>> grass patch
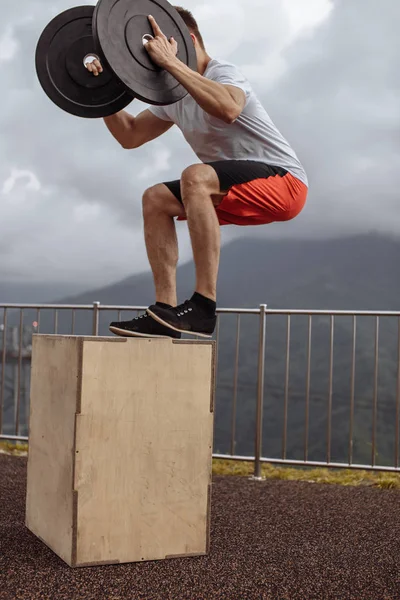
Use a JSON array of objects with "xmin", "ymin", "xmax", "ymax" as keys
[
  {"xmin": 2, "ymin": 444, "xmax": 399, "ymax": 490},
  {"xmin": 213, "ymin": 459, "xmax": 400, "ymax": 490},
  {"xmin": 0, "ymin": 441, "xmax": 28, "ymax": 456}
]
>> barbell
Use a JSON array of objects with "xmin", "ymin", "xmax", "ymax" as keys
[{"xmin": 35, "ymin": 0, "xmax": 198, "ymax": 118}]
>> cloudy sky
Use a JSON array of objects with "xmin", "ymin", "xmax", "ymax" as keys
[{"xmin": 1, "ymin": 0, "xmax": 399, "ymax": 286}]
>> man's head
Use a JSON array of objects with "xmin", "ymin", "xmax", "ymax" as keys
[{"xmin": 174, "ymin": 7, "xmax": 207, "ymax": 55}]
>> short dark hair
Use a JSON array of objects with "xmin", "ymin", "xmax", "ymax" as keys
[{"xmin": 174, "ymin": 6, "xmax": 205, "ymax": 49}]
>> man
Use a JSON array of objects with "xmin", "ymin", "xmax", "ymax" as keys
[{"xmin": 88, "ymin": 8, "xmax": 308, "ymax": 339}]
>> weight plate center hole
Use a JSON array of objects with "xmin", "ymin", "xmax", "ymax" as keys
[
  {"xmin": 142, "ymin": 34, "xmax": 154, "ymax": 46},
  {"xmin": 83, "ymin": 53, "xmax": 101, "ymax": 68}
]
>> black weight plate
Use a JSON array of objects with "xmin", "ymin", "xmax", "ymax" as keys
[
  {"xmin": 35, "ymin": 6, "xmax": 134, "ymax": 118},
  {"xmin": 93, "ymin": 0, "xmax": 198, "ymax": 106}
]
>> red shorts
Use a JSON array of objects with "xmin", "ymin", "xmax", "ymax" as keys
[{"xmin": 163, "ymin": 160, "xmax": 308, "ymax": 226}]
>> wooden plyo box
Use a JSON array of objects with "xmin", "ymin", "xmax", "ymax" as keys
[{"xmin": 26, "ymin": 335, "xmax": 215, "ymax": 567}]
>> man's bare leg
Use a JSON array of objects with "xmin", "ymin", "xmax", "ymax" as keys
[
  {"xmin": 142, "ymin": 184, "xmax": 186, "ymax": 306},
  {"xmin": 145, "ymin": 165, "xmax": 221, "ymax": 337},
  {"xmin": 180, "ymin": 164, "xmax": 222, "ymax": 301}
]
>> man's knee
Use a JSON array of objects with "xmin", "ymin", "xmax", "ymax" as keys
[
  {"xmin": 142, "ymin": 184, "xmax": 166, "ymax": 217},
  {"xmin": 181, "ymin": 164, "xmax": 217, "ymax": 191}
]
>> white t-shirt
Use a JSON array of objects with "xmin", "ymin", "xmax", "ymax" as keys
[{"xmin": 149, "ymin": 58, "xmax": 308, "ymax": 186}]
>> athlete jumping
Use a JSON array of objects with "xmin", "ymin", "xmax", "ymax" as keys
[{"xmin": 86, "ymin": 7, "xmax": 308, "ymax": 339}]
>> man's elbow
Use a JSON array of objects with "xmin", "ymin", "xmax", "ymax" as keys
[
  {"xmin": 121, "ymin": 138, "xmax": 140, "ymax": 150},
  {"xmin": 221, "ymin": 105, "xmax": 242, "ymax": 125}
]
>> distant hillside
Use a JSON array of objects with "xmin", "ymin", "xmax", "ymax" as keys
[
  {"xmin": 0, "ymin": 281, "xmax": 88, "ymax": 304},
  {"xmin": 2, "ymin": 233, "xmax": 400, "ymax": 467},
  {"xmin": 51, "ymin": 232, "xmax": 400, "ymax": 311}
]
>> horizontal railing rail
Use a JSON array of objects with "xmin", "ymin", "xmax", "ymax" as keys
[{"xmin": 1, "ymin": 302, "xmax": 400, "ymax": 477}]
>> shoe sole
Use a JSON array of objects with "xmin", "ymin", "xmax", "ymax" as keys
[
  {"xmin": 146, "ymin": 309, "xmax": 213, "ymax": 339},
  {"xmin": 109, "ymin": 326, "xmax": 176, "ymax": 339}
]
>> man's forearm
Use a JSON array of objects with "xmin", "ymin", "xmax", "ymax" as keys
[
  {"xmin": 165, "ymin": 58, "xmax": 240, "ymax": 124},
  {"xmin": 103, "ymin": 111, "xmax": 136, "ymax": 149}
]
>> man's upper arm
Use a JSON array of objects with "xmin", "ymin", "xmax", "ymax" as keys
[
  {"xmin": 131, "ymin": 109, "xmax": 174, "ymax": 148},
  {"xmin": 209, "ymin": 63, "xmax": 251, "ymax": 117}
]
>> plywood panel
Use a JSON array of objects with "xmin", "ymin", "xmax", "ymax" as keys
[
  {"xmin": 25, "ymin": 335, "xmax": 81, "ymax": 566},
  {"xmin": 74, "ymin": 338, "xmax": 214, "ymax": 565}
]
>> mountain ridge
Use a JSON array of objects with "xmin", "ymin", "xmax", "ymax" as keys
[{"xmin": 48, "ymin": 232, "xmax": 400, "ymax": 311}]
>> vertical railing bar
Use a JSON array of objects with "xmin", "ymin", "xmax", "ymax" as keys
[
  {"xmin": 254, "ymin": 304, "xmax": 267, "ymax": 479},
  {"xmin": 214, "ymin": 315, "xmax": 220, "ymax": 380},
  {"xmin": 0, "ymin": 308, "xmax": 7, "ymax": 434},
  {"xmin": 395, "ymin": 317, "xmax": 400, "ymax": 469},
  {"xmin": 15, "ymin": 310, "xmax": 23, "ymax": 436},
  {"xmin": 304, "ymin": 315, "xmax": 312, "ymax": 463},
  {"xmin": 23, "ymin": 359, "xmax": 29, "ymax": 438},
  {"xmin": 348, "ymin": 316, "xmax": 357, "ymax": 465},
  {"xmin": 282, "ymin": 315, "xmax": 291, "ymax": 461},
  {"xmin": 372, "ymin": 316, "xmax": 379, "ymax": 467},
  {"xmin": 54, "ymin": 309, "xmax": 59, "ymax": 335},
  {"xmin": 71, "ymin": 309, "xmax": 76, "ymax": 335},
  {"xmin": 327, "ymin": 315, "xmax": 334, "ymax": 464},
  {"xmin": 230, "ymin": 315, "xmax": 241, "ymax": 456},
  {"xmin": 37, "ymin": 309, "xmax": 41, "ymax": 333},
  {"xmin": 118, "ymin": 310, "xmax": 122, "ymax": 321},
  {"xmin": 92, "ymin": 302, "xmax": 100, "ymax": 336}
]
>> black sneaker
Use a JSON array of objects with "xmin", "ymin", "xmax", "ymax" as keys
[
  {"xmin": 109, "ymin": 312, "xmax": 181, "ymax": 339},
  {"xmin": 147, "ymin": 300, "xmax": 216, "ymax": 338}
]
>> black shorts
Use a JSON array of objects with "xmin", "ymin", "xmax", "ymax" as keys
[
  {"xmin": 163, "ymin": 160, "xmax": 287, "ymax": 203},
  {"xmin": 162, "ymin": 160, "xmax": 307, "ymax": 226}
]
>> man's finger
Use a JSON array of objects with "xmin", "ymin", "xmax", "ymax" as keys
[
  {"xmin": 148, "ymin": 15, "xmax": 165, "ymax": 37},
  {"xmin": 93, "ymin": 59, "xmax": 103, "ymax": 72}
]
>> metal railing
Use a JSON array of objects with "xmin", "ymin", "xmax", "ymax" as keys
[{"xmin": 1, "ymin": 302, "xmax": 400, "ymax": 475}]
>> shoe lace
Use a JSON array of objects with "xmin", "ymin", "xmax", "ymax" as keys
[
  {"xmin": 134, "ymin": 313, "xmax": 148, "ymax": 321},
  {"xmin": 173, "ymin": 300, "xmax": 193, "ymax": 317}
]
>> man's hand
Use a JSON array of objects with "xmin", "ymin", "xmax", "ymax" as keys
[
  {"xmin": 85, "ymin": 57, "xmax": 103, "ymax": 77},
  {"xmin": 144, "ymin": 15, "xmax": 178, "ymax": 69}
]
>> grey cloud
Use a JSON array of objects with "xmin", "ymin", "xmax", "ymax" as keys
[
  {"xmin": 0, "ymin": 0, "xmax": 172, "ymax": 284},
  {"xmin": 259, "ymin": 0, "xmax": 400, "ymax": 237}
]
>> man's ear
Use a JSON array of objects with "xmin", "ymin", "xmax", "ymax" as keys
[{"xmin": 190, "ymin": 32, "xmax": 196, "ymax": 45}]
